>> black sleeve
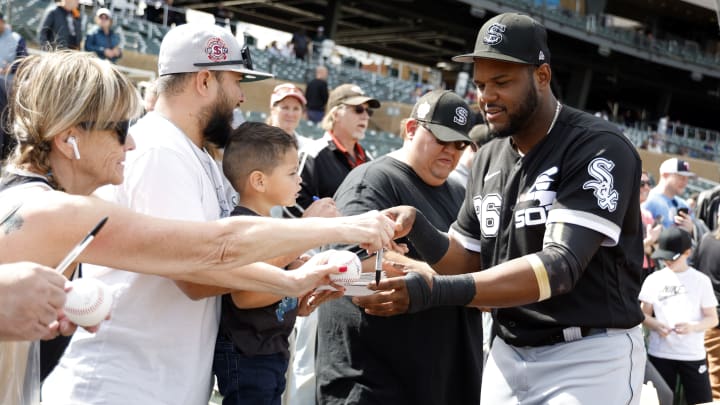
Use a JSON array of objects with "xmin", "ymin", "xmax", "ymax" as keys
[
  {"xmin": 320, "ymin": 84, "xmax": 329, "ymax": 105},
  {"xmin": 38, "ymin": 9, "xmax": 55, "ymax": 47}
]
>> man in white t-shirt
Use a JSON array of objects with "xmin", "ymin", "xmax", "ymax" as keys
[
  {"xmin": 43, "ymin": 24, "xmax": 275, "ymax": 404},
  {"xmin": 640, "ymin": 227, "xmax": 718, "ymax": 405}
]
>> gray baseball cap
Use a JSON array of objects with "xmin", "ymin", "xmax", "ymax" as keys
[
  {"xmin": 453, "ymin": 13, "xmax": 550, "ymax": 65},
  {"xmin": 158, "ymin": 23, "xmax": 273, "ymax": 82},
  {"xmin": 411, "ymin": 90, "xmax": 474, "ymax": 149}
]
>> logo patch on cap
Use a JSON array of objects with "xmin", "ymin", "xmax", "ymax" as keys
[
  {"xmin": 483, "ymin": 23, "xmax": 506, "ymax": 45},
  {"xmin": 453, "ymin": 107, "xmax": 468, "ymax": 125},
  {"xmin": 204, "ymin": 37, "xmax": 229, "ymax": 62},
  {"xmin": 416, "ymin": 102, "xmax": 431, "ymax": 119},
  {"xmin": 538, "ymin": 51, "xmax": 545, "ymax": 61}
]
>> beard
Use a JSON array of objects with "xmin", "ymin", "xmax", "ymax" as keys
[
  {"xmin": 487, "ymin": 78, "xmax": 539, "ymax": 139},
  {"xmin": 202, "ymin": 91, "xmax": 234, "ymax": 148}
]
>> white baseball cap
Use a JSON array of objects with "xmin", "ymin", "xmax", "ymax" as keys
[
  {"xmin": 158, "ymin": 23, "xmax": 273, "ymax": 82},
  {"xmin": 659, "ymin": 158, "xmax": 695, "ymax": 177}
]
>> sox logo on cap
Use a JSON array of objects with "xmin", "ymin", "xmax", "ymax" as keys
[{"xmin": 204, "ymin": 37, "xmax": 229, "ymax": 62}]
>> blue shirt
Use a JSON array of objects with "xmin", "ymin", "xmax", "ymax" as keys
[
  {"xmin": 84, "ymin": 26, "xmax": 121, "ymax": 63},
  {"xmin": 642, "ymin": 191, "xmax": 690, "ymax": 228}
]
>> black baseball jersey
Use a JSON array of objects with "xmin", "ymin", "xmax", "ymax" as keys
[{"xmin": 451, "ymin": 105, "xmax": 645, "ymax": 347}]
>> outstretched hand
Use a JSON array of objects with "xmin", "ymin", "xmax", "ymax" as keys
[
  {"xmin": 339, "ymin": 210, "xmax": 396, "ymax": 253},
  {"xmin": 286, "ymin": 252, "xmax": 346, "ymax": 297},
  {"xmin": 296, "ymin": 289, "xmax": 343, "ymax": 316},
  {"xmin": 382, "ymin": 206, "xmax": 416, "ymax": 240},
  {"xmin": 352, "ymin": 258, "xmax": 434, "ymax": 317}
]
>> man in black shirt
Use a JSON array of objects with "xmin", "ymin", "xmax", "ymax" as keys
[
  {"xmin": 317, "ymin": 90, "xmax": 482, "ymax": 405},
  {"xmin": 38, "ymin": 0, "xmax": 82, "ymax": 50},
  {"xmin": 305, "ymin": 65, "xmax": 329, "ymax": 124},
  {"xmin": 360, "ymin": 13, "xmax": 646, "ymax": 404},
  {"xmin": 294, "ymin": 83, "xmax": 379, "ymax": 212}
]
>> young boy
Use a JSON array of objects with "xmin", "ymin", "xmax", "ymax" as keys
[
  {"xmin": 214, "ymin": 122, "xmax": 341, "ymax": 405},
  {"xmin": 640, "ymin": 227, "xmax": 719, "ymax": 405}
]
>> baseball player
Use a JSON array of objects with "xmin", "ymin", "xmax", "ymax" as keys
[{"xmin": 358, "ymin": 13, "xmax": 646, "ymax": 404}]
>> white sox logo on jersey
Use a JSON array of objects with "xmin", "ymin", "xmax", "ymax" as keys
[
  {"xmin": 582, "ymin": 158, "xmax": 619, "ymax": 212},
  {"xmin": 483, "ymin": 23, "xmax": 506, "ymax": 45},
  {"xmin": 515, "ymin": 166, "xmax": 558, "ymax": 228}
]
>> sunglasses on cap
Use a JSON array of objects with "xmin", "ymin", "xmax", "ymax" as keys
[
  {"xmin": 418, "ymin": 122, "xmax": 471, "ymax": 151},
  {"xmin": 194, "ymin": 45, "xmax": 255, "ymax": 71},
  {"xmin": 79, "ymin": 120, "xmax": 130, "ymax": 145},
  {"xmin": 346, "ymin": 105, "xmax": 374, "ymax": 117}
]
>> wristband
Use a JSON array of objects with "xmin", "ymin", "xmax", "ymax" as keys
[
  {"xmin": 406, "ymin": 210, "xmax": 449, "ymax": 265},
  {"xmin": 406, "ymin": 272, "xmax": 476, "ymax": 313}
]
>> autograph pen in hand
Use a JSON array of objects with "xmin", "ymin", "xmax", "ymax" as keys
[
  {"xmin": 375, "ymin": 248, "xmax": 383, "ymax": 285},
  {"xmin": 55, "ymin": 217, "xmax": 109, "ymax": 273}
]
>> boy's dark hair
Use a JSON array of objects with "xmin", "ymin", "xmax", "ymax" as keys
[{"xmin": 223, "ymin": 122, "xmax": 298, "ymax": 193}]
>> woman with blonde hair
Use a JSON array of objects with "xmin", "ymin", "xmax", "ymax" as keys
[{"xmin": 0, "ymin": 51, "xmax": 394, "ymax": 400}]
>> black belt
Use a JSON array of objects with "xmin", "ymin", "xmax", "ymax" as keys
[{"xmin": 527, "ymin": 327, "xmax": 608, "ymax": 347}]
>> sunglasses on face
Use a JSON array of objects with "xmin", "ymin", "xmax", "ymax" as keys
[
  {"xmin": 640, "ymin": 180, "xmax": 651, "ymax": 187},
  {"xmin": 435, "ymin": 138, "xmax": 471, "ymax": 151},
  {"xmin": 418, "ymin": 122, "xmax": 471, "ymax": 151},
  {"xmin": 79, "ymin": 120, "xmax": 130, "ymax": 145},
  {"xmin": 347, "ymin": 105, "xmax": 374, "ymax": 117}
]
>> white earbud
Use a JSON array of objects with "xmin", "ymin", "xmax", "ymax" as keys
[{"xmin": 67, "ymin": 136, "xmax": 81, "ymax": 160}]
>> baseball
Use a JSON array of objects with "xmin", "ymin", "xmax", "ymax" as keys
[
  {"xmin": 64, "ymin": 278, "xmax": 113, "ymax": 327},
  {"xmin": 326, "ymin": 250, "xmax": 362, "ymax": 283}
]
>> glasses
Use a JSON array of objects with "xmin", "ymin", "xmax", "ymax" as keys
[
  {"xmin": 194, "ymin": 45, "xmax": 254, "ymax": 70},
  {"xmin": 418, "ymin": 122, "xmax": 471, "ymax": 151},
  {"xmin": 640, "ymin": 180, "xmax": 651, "ymax": 187},
  {"xmin": 346, "ymin": 105, "xmax": 374, "ymax": 117},
  {"xmin": 98, "ymin": 15, "xmax": 110, "ymax": 20},
  {"xmin": 79, "ymin": 120, "xmax": 130, "ymax": 145},
  {"xmin": 435, "ymin": 138, "xmax": 471, "ymax": 151}
]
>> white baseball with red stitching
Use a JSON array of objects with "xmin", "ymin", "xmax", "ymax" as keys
[
  {"xmin": 327, "ymin": 250, "xmax": 362, "ymax": 283},
  {"xmin": 64, "ymin": 278, "xmax": 113, "ymax": 327}
]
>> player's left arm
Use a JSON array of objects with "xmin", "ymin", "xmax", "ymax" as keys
[{"xmin": 465, "ymin": 222, "xmax": 606, "ymax": 308}]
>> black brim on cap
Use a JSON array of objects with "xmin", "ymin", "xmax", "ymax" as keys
[
  {"xmin": 452, "ymin": 51, "xmax": 532, "ymax": 64},
  {"xmin": 426, "ymin": 122, "xmax": 477, "ymax": 151},
  {"xmin": 650, "ymin": 249, "xmax": 682, "ymax": 261}
]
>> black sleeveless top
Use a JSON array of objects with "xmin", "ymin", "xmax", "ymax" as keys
[{"xmin": 0, "ymin": 170, "xmax": 80, "ymax": 381}]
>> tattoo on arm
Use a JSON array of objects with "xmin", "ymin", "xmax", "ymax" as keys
[{"xmin": 1, "ymin": 213, "xmax": 23, "ymax": 235}]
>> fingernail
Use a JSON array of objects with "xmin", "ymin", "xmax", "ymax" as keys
[{"xmin": 339, "ymin": 266, "xmax": 347, "ymax": 273}]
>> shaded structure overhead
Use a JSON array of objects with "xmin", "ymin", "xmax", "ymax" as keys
[
  {"xmin": 175, "ymin": 0, "xmax": 481, "ymax": 67},
  {"xmin": 175, "ymin": 0, "xmax": 719, "ymax": 69}
]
